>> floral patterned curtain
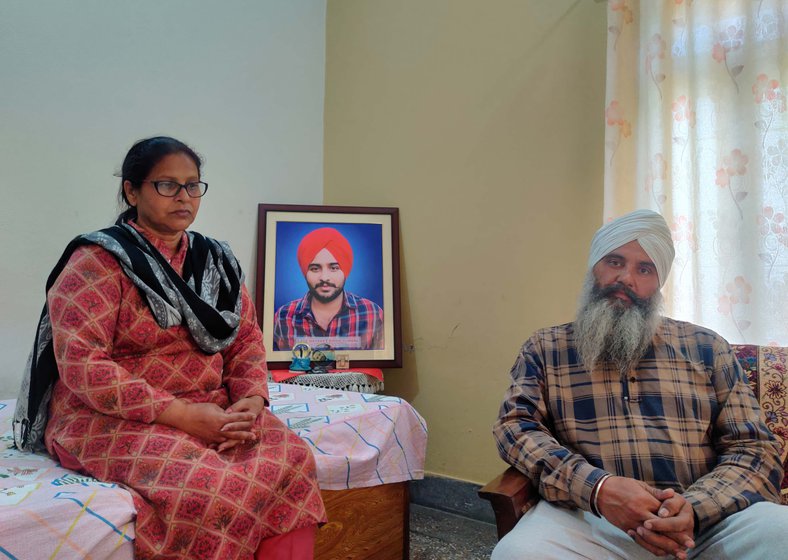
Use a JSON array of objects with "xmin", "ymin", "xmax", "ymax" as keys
[{"xmin": 605, "ymin": 0, "xmax": 787, "ymax": 345}]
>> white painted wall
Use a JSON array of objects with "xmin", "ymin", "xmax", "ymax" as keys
[{"xmin": 0, "ymin": 1, "xmax": 326, "ymax": 396}]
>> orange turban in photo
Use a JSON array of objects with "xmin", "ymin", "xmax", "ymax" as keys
[{"xmin": 297, "ymin": 227, "xmax": 354, "ymax": 277}]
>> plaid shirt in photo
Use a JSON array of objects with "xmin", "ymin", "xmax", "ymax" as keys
[{"xmin": 273, "ymin": 291, "xmax": 384, "ymax": 352}]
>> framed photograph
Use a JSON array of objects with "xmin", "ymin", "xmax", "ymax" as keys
[{"xmin": 256, "ymin": 204, "xmax": 402, "ymax": 369}]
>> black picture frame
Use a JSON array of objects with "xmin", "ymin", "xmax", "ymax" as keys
[{"xmin": 256, "ymin": 204, "xmax": 402, "ymax": 369}]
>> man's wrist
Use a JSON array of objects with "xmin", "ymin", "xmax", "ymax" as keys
[{"xmin": 590, "ymin": 474, "xmax": 613, "ymax": 517}]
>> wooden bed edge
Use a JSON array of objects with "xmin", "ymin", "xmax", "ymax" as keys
[{"xmin": 316, "ymin": 481, "xmax": 409, "ymax": 560}]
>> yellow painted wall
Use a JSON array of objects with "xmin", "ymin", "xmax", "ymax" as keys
[{"xmin": 324, "ymin": 0, "xmax": 607, "ymax": 484}]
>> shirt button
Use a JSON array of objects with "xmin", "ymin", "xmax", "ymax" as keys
[
  {"xmin": 630, "ymin": 377, "xmax": 636, "ymax": 383},
  {"xmin": 624, "ymin": 396, "xmax": 629, "ymax": 401}
]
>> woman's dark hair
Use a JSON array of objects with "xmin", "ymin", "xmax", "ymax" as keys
[{"xmin": 117, "ymin": 136, "xmax": 203, "ymax": 222}]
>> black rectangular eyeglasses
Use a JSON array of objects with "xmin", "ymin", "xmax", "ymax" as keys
[{"xmin": 145, "ymin": 180, "xmax": 208, "ymax": 198}]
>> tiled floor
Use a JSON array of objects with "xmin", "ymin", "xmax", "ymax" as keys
[{"xmin": 410, "ymin": 503, "xmax": 497, "ymax": 559}]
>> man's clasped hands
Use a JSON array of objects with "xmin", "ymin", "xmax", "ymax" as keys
[{"xmin": 598, "ymin": 476, "xmax": 696, "ymax": 559}]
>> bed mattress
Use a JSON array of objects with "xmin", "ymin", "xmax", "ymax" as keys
[{"xmin": 0, "ymin": 383, "xmax": 426, "ymax": 559}]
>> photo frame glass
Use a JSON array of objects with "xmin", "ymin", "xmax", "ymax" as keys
[{"xmin": 257, "ymin": 205, "xmax": 401, "ymax": 369}]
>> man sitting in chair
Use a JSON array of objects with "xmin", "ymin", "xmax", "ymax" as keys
[{"xmin": 492, "ymin": 209, "xmax": 788, "ymax": 559}]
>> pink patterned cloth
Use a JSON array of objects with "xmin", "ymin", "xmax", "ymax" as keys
[
  {"xmin": 733, "ymin": 344, "xmax": 788, "ymax": 503},
  {"xmin": 43, "ymin": 228, "xmax": 326, "ymax": 560},
  {"xmin": 268, "ymin": 383, "xmax": 427, "ymax": 490},
  {"xmin": 0, "ymin": 382, "xmax": 427, "ymax": 558}
]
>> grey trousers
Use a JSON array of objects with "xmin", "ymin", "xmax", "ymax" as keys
[{"xmin": 491, "ymin": 499, "xmax": 788, "ymax": 560}]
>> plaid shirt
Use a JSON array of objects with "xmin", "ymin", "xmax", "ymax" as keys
[
  {"xmin": 494, "ymin": 317, "xmax": 783, "ymax": 533},
  {"xmin": 273, "ymin": 291, "xmax": 384, "ymax": 351}
]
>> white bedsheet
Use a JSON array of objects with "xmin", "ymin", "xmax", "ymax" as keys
[{"xmin": 0, "ymin": 383, "xmax": 426, "ymax": 559}]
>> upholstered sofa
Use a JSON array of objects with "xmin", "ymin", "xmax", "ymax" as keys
[{"xmin": 479, "ymin": 344, "xmax": 788, "ymax": 539}]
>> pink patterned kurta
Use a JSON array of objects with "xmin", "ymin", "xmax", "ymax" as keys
[{"xmin": 43, "ymin": 226, "xmax": 326, "ymax": 560}]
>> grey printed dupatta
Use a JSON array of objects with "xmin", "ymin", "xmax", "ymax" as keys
[{"xmin": 13, "ymin": 221, "xmax": 245, "ymax": 452}]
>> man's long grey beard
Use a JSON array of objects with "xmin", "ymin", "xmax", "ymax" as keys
[{"xmin": 574, "ymin": 273, "xmax": 663, "ymax": 374}]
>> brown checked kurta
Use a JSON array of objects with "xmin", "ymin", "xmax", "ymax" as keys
[
  {"xmin": 43, "ymin": 227, "xmax": 326, "ymax": 560},
  {"xmin": 494, "ymin": 319, "xmax": 782, "ymax": 534}
]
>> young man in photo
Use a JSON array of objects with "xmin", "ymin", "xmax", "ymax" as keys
[{"xmin": 273, "ymin": 227, "xmax": 384, "ymax": 351}]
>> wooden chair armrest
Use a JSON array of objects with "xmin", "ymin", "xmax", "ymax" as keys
[{"xmin": 478, "ymin": 466, "xmax": 539, "ymax": 540}]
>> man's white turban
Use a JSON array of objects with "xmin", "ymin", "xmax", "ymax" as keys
[{"xmin": 588, "ymin": 209, "xmax": 675, "ymax": 287}]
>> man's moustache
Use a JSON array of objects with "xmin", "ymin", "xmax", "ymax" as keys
[
  {"xmin": 316, "ymin": 282, "xmax": 338, "ymax": 288},
  {"xmin": 597, "ymin": 283, "xmax": 648, "ymax": 308}
]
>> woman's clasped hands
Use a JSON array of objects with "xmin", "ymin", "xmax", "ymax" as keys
[
  {"xmin": 216, "ymin": 396, "xmax": 266, "ymax": 452},
  {"xmin": 157, "ymin": 396, "xmax": 265, "ymax": 453}
]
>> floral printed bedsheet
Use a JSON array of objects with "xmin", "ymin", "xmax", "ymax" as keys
[{"xmin": 0, "ymin": 383, "xmax": 426, "ymax": 559}]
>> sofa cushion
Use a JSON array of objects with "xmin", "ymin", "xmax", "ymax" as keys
[{"xmin": 733, "ymin": 344, "xmax": 788, "ymax": 504}]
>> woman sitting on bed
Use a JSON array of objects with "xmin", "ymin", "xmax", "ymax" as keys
[{"xmin": 13, "ymin": 136, "xmax": 326, "ymax": 560}]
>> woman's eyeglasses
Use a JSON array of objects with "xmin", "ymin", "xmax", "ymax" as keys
[{"xmin": 145, "ymin": 180, "xmax": 208, "ymax": 198}]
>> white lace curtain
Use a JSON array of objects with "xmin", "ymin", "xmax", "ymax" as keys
[{"xmin": 605, "ymin": 0, "xmax": 788, "ymax": 345}]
